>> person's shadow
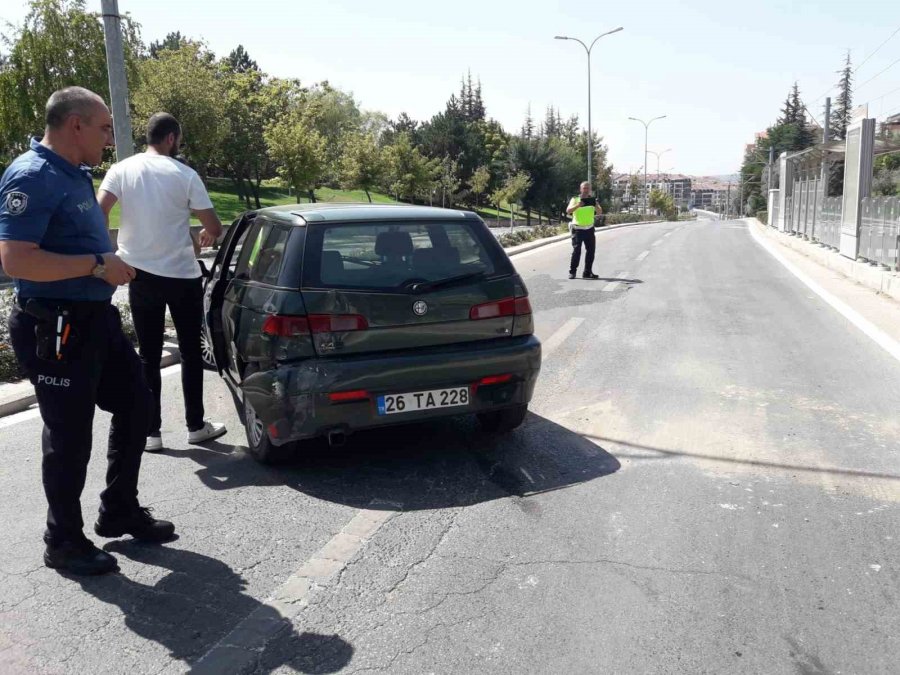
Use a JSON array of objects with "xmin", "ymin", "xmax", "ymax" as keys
[{"xmin": 73, "ymin": 543, "xmax": 352, "ymax": 674}]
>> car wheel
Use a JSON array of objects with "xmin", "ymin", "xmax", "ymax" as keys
[
  {"xmin": 477, "ymin": 404, "xmax": 528, "ymax": 433},
  {"xmin": 200, "ymin": 331, "xmax": 216, "ymax": 370},
  {"xmin": 243, "ymin": 396, "xmax": 292, "ymax": 464}
]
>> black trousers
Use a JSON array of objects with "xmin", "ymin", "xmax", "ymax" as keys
[
  {"xmin": 9, "ymin": 300, "xmax": 150, "ymax": 545},
  {"xmin": 570, "ymin": 227, "xmax": 596, "ymax": 275},
  {"xmin": 128, "ymin": 268, "xmax": 205, "ymax": 435}
]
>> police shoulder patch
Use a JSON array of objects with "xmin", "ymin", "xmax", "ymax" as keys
[{"xmin": 3, "ymin": 191, "xmax": 29, "ymax": 216}]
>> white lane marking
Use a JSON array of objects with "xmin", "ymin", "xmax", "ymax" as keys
[
  {"xmin": 602, "ymin": 270, "xmax": 626, "ymax": 292},
  {"xmin": 652, "ymin": 239, "xmax": 664, "ymax": 247},
  {"xmin": 541, "ymin": 317, "xmax": 585, "ymax": 359},
  {"xmin": 664, "ymin": 232, "xmax": 672, "ymax": 238},
  {"xmin": 0, "ymin": 407, "xmax": 41, "ymax": 429},
  {"xmin": 194, "ymin": 503, "xmax": 400, "ymax": 672},
  {"xmin": 635, "ymin": 250, "xmax": 650, "ymax": 262},
  {"xmin": 749, "ymin": 222, "xmax": 900, "ymax": 365}
]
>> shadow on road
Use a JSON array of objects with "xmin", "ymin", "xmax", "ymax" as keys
[
  {"xmin": 587, "ymin": 434, "xmax": 900, "ymax": 482},
  {"xmin": 73, "ymin": 542, "xmax": 353, "ymax": 674},
  {"xmin": 166, "ymin": 412, "xmax": 620, "ymax": 511}
]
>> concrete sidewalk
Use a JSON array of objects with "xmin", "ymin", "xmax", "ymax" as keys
[{"xmin": 749, "ymin": 218, "xmax": 900, "ymax": 356}]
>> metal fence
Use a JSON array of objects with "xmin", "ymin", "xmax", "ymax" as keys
[
  {"xmin": 858, "ymin": 196, "xmax": 900, "ymax": 270},
  {"xmin": 816, "ymin": 197, "xmax": 842, "ymax": 249}
]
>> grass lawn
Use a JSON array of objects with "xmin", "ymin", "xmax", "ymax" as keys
[
  {"xmin": 95, "ymin": 176, "xmax": 551, "ymax": 229},
  {"xmin": 97, "ymin": 178, "xmax": 401, "ymax": 229}
]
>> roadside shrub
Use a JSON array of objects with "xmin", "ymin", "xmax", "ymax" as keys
[
  {"xmin": 756, "ymin": 210, "xmax": 768, "ymax": 225},
  {"xmin": 498, "ymin": 224, "xmax": 565, "ymax": 248},
  {"xmin": 0, "ymin": 289, "xmax": 24, "ymax": 383}
]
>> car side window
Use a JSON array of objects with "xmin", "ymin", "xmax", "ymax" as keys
[
  {"xmin": 234, "ymin": 222, "xmax": 268, "ymax": 279},
  {"xmin": 249, "ymin": 226, "xmax": 290, "ymax": 285}
]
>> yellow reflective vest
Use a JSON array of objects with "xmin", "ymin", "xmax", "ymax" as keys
[{"xmin": 569, "ymin": 197, "xmax": 596, "ymax": 229}]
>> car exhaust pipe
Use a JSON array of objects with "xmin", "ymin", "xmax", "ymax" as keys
[{"xmin": 327, "ymin": 430, "xmax": 347, "ymax": 448}]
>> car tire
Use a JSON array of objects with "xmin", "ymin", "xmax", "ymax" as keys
[
  {"xmin": 200, "ymin": 331, "xmax": 216, "ymax": 370},
  {"xmin": 477, "ymin": 404, "xmax": 528, "ymax": 433},
  {"xmin": 243, "ymin": 396, "xmax": 292, "ymax": 464}
]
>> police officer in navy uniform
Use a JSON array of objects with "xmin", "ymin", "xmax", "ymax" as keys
[{"xmin": 0, "ymin": 87, "xmax": 176, "ymax": 576}]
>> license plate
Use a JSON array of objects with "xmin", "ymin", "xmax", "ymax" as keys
[{"xmin": 377, "ymin": 387, "xmax": 470, "ymax": 415}]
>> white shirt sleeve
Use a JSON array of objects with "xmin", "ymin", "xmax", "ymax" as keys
[
  {"xmin": 98, "ymin": 165, "xmax": 121, "ymax": 198},
  {"xmin": 187, "ymin": 173, "xmax": 214, "ymax": 210}
]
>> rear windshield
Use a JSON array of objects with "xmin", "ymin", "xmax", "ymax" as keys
[{"xmin": 301, "ymin": 220, "xmax": 511, "ymax": 291}]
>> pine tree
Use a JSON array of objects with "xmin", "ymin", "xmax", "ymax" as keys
[
  {"xmin": 471, "ymin": 79, "xmax": 486, "ymax": 121},
  {"xmin": 830, "ymin": 51, "xmax": 853, "ymax": 141},
  {"xmin": 521, "ymin": 103, "xmax": 535, "ymax": 139}
]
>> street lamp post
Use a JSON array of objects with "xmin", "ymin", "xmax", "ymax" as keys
[
  {"xmin": 555, "ymin": 27, "xmax": 623, "ymax": 186},
  {"xmin": 628, "ymin": 115, "xmax": 667, "ymax": 214}
]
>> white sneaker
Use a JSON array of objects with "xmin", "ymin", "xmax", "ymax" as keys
[
  {"xmin": 145, "ymin": 435, "xmax": 164, "ymax": 452},
  {"xmin": 187, "ymin": 421, "xmax": 227, "ymax": 444}
]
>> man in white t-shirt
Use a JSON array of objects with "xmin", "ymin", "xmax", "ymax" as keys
[{"xmin": 98, "ymin": 113, "xmax": 226, "ymax": 452}]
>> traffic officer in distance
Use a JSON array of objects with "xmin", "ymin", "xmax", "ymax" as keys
[
  {"xmin": 0, "ymin": 87, "xmax": 176, "ymax": 576},
  {"xmin": 566, "ymin": 181, "xmax": 601, "ymax": 280}
]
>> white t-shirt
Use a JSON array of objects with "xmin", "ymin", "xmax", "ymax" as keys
[{"xmin": 99, "ymin": 153, "xmax": 214, "ymax": 279}]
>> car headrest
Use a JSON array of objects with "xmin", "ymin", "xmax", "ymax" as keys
[
  {"xmin": 321, "ymin": 250, "xmax": 344, "ymax": 279},
  {"xmin": 375, "ymin": 231, "xmax": 414, "ymax": 258},
  {"xmin": 412, "ymin": 247, "xmax": 460, "ymax": 270}
]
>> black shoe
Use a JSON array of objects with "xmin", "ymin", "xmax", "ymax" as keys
[
  {"xmin": 95, "ymin": 507, "xmax": 176, "ymax": 543},
  {"xmin": 568, "ymin": 272, "xmax": 576, "ymax": 279},
  {"xmin": 582, "ymin": 272, "xmax": 600, "ymax": 279},
  {"xmin": 44, "ymin": 538, "xmax": 119, "ymax": 575}
]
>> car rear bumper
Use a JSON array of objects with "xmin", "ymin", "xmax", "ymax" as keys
[{"xmin": 240, "ymin": 335, "xmax": 541, "ymax": 445}]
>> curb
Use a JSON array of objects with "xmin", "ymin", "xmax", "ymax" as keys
[
  {"xmin": 504, "ymin": 218, "xmax": 673, "ymax": 257},
  {"xmin": 0, "ymin": 343, "xmax": 182, "ymax": 419},
  {"xmin": 750, "ymin": 219, "xmax": 900, "ymax": 304}
]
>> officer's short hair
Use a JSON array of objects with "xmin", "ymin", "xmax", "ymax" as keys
[
  {"xmin": 146, "ymin": 113, "xmax": 181, "ymax": 146},
  {"xmin": 45, "ymin": 87, "xmax": 105, "ymax": 129}
]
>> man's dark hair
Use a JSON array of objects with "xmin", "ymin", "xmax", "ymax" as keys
[
  {"xmin": 45, "ymin": 87, "xmax": 104, "ymax": 129},
  {"xmin": 146, "ymin": 113, "xmax": 181, "ymax": 145}
]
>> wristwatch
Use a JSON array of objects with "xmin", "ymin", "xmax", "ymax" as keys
[{"xmin": 91, "ymin": 253, "xmax": 106, "ymax": 279}]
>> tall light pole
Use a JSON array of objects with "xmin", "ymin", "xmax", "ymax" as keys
[
  {"xmin": 628, "ymin": 115, "xmax": 666, "ymax": 214},
  {"xmin": 100, "ymin": 0, "xmax": 133, "ymax": 160},
  {"xmin": 555, "ymin": 27, "xmax": 623, "ymax": 187},
  {"xmin": 647, "ymin": 148, "xmax": 672, "ymax": 178}
]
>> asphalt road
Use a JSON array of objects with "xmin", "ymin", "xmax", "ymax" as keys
[{"xmin": 1, "ymin": 219, "xmax": 898, "ymax": 674}]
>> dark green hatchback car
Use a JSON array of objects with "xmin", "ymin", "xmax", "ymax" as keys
[{"xmin": 202, "ymin": 203, "xmax": 542, "ymax": 462}]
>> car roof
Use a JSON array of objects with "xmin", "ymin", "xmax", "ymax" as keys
[{"xmin": 257, "ymin": 202, "xmax": 481, "ymax": 225}]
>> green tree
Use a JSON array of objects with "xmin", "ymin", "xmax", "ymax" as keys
[
  {"xmin": 649, "ymin": 188, "xmax": 677, "ymax": 220},
  {"xmin": 503, "ymin": 171, "xmax": 532, "ymax": 228},
  {"xmin": 264, "ymin": 110, "xmax": 327, "ymax": 203},
  {"xmin": 226, "ymin": 44, "xmax": 258, "ymax": 73},
  {"xmin": 149, "ymin": 31, "xmax": 187, "ymax": 58},
  {"xmin": 437, "ymin": 155, "xmax": 461, "ymax": 207},
  {"xmin": 217, "ymin": 68, "xmax": 294, "ymax": 207},
  {"xmin": 0, "ymin": 0, "xmax": 142, "ymax": 162},
  {"xmin": 830, "ymin": 51, "xmax": 853, "ymax": 141},
  {"xmin": 133, "ymin": 43, "xmax": 226, "ymax": 180},
  {"xmin": 470, "ymin": 165, "xmax": 491, "ymax": 209},
  {"xmin": 297, "ymin": 82, "xmax": 363, "ymax": 185},
  {"xmin": 489, "ymin": 186, "xmax": 507, "ymax": 226},
  {"xmin": 340, "ymin": 132, "xmax": 384, "ymax": 202},
  {"xmin": 382, "ymin": 132, "xmax": 433, "ymax": 203}
]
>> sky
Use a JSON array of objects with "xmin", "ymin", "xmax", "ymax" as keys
[{"xmin": 1, "ymin": 0, "xmax": 898, "ymax": 176}]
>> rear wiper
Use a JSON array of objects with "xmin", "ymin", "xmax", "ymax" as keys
[{"xmin": 410, "ymin": 271, "xmax": 488, "ymax": 293}]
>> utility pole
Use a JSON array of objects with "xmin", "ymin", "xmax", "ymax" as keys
[{"xmin": 101, "ymin": 0, "xmax": 133, "ymax": 161}]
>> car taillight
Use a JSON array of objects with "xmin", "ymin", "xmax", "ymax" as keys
[
  {"xmin": 262, "ymin": 315, "xmax": 310, "ymax": 337},
  {"xmin": 328, "ymin": 390, "xmax": 370, "ymax": 403},
  {"xmin": 262, "ymin": 314, "xmax": 368, "ymax": 337},
  {"xmin": 472, "ymin": 373, "xmax": 513, "ymax": 393},
  {"xmin": 308, "ymin": 314, "xmax": 368, "ymax": 333},
  {"xmin": 469, "ymin": 296, "xmax": 531, "ymax": 320}
]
